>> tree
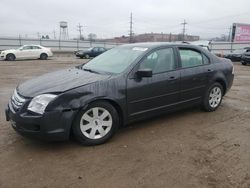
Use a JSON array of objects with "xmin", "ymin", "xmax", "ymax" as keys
[{"xmin": 88, "ymin": 33, "xmax": 97, "ymax": 42}]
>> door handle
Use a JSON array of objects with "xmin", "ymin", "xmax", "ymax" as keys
[
  {"xmin": 207, "ymin": 69, "xmax": 213, "ymax": 72},
  {"xmin": 168, "ymin": 76, "xmax": 177, "ymax": 80}
]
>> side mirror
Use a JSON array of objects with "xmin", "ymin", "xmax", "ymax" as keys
[{"xmin": 136, "ymin": 69, "xmax": 152, "ymax": 78}]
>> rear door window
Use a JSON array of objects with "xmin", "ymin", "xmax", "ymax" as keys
[{"xmin": 179, "ymin": 49, "xmax": 204, "ymax": 68}]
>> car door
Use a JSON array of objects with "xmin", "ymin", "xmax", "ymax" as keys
[
  {"xmin": 92, "ymin": 47, "xmax": 99, "ymax": 57},
  {"xmin": 17, "ymin": 46, "xmax": 33, "ymax": 59},
  {"xmin": 98, "ymin": 47, "xmax": 106, "ymax": 55},
  {"xmin": 31, "ymin": 46, "xmax": 42, "ymax": 58},
  {"xmin": 178, "ymin": 47, "xmax": 213, "ymax": 103},
  {"xmin": 127, "ymin": 47, "xmax": 181, "ymax": 119}
]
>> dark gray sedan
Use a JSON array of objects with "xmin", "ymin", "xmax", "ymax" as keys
[{"xmin": 6, "ymin": 43, "xmax": 234, "ymax": 145}]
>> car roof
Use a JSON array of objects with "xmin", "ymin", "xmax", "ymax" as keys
[
  {"xmin": 22, "ymin": 44, "xmax": 43, "ymax": 47},
  {"xmin": 120, "ymin": 42, "xmax": 201, "ymax": 50}
]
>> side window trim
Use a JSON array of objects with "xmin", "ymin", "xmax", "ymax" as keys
[
  {"xmin": 178, "ymin": 47, "xmax": 210, "ymax": 69},
  {"xmin": 202, "ymin": 53, "xmax": 211, "ymax": 65},
  {"xmin": 139, "ymin": 47, "xmax": 177, "ymax": 75}
]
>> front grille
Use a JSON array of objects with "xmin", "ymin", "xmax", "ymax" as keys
[{"xmin": 10, "ymin": 89, "xmax": 26, "ymax": 112}]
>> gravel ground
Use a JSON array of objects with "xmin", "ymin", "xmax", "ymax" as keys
[{"xmin": 0, "ymin": 57, "xmax": 249, "ymax": 188}]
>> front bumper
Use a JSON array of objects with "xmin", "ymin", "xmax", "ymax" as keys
[
  {"xmin": 241, "ymin": 56, "xmax": 250, "ymax": 63},
  {"xmin": 75, "ymin": 53, "xmax": 84, "ymax": 57},
  {"xmin": 0, "ymin": 55, "xmax": 5, "ymax": 60},
  {"xmin": 5, "ymin": 104, "xmax": 77, "ymax": 141},
  {"xmin": 225, "ymin": 55, "xmax": 242, "ymax": 61}
]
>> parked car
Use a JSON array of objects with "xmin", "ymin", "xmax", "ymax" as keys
[
  {"xmin": 75, "ymin": 47, "xmax": 107, "ymax": 59},
  {"xmin": 0, "ymin": 45, "xmax": 53, "ymax": 61},
  {"xmin": 189, "ymin": 40, "xmax": 211, "ymax": 51},
  {"xmin": 241, "ymin": 51, "xmax": 250, "ymax": 65},
  {"xmin": 5, "ymin": 43, "xmax": 234, "ymax": 145},
  {"xmin": 224, "ymin": 47, "xmax": 250, "ymax": 61}
]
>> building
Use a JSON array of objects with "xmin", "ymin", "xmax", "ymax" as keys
[{"xmin": 104, "ymin": 33, "xmax": 200, "ymax": 43}]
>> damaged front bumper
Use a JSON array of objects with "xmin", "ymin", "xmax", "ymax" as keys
[{"xmin": 5, "ymin": 104, "xmax": 77, "ymax": 141}]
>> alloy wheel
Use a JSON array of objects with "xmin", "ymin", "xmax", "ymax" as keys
[
  {"xmin": 80, "ymin": 107, "xmax": 112, "ymax": 139},
  {"xmin": 209, "ymin": 86, "xmax": 222, "ymax": 108}
]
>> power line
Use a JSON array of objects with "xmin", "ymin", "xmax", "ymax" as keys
[
  {"xmin": 191, "ymin": 11, "xmax": 250, "ymax": 25},
  {"xmin": 181, "ymin": 19, "xmax": 187, "ymax": 41}
]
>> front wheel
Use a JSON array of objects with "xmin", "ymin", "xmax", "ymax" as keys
[
  {"xmin": 202, "ymin": 83, "xmax": 223, "ymax": 112},
  {"xmin": 85, "ymin": 54, "xmax": 90, "ymax": 59},
  {"xmin": 72, "ymin": 101, "xmax": 119, "ymax": 145},
  {"xmin": 241, "ymin": 61, "xmax": 247, "ymax": 65},
  {"xmin": 6, "ymin": 54, "xmax": 16, "ymax": 61}
]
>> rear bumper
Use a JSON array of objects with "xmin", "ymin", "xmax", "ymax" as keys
[{"xmin": 5, "ymin": 105, "xmax": 77, "ymax": 141}]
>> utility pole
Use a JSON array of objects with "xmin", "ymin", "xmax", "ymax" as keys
[
  {"xmin": 37, "ymin": 32, "xmax": 41, "ymax": 39},
  {"xmin": 129, "ymin": 12, "xmax": 133, "ymax": 43},
  {"xmin": 228, "ymin": 26, "xmax": 232, "ymax": 42},
  {"xmin": 181, "ymin": 19, "xmax": 187, "ymax": 41},
  {"xmin": 77, "ymin": 23, "xmax": 84, "ymax": 40},
  {"xmin": 53, "ymin": 30, "xmax": 56, "ymax": 39}
]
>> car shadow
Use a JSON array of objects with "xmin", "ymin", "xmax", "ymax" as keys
[
  {"xmin": 118, "ymin": 106, "xmax": 202, "ymax": 134},
  {"xmin": 14, "ymin": 106, "xmax": 203, "ymax": 150}
]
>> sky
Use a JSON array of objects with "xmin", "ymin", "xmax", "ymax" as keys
[{"xmin": 0, "ymin": 0, "xmax": 250, "ymax": 39}]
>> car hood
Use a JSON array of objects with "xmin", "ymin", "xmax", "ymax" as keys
[
  {"xmin": 1, "ymin": 49, "xmax": 16, "ymax": 54},
  {"xmin": 18, "ymin": 68, "xmax": 111, "ymax": 97}
]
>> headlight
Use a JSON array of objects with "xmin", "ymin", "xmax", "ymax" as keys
[{"xmin": 28, "ymin": 94, "xmax": 57, "ymax": 114}]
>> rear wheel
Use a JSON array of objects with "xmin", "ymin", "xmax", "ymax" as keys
[
  {"xmin": 202, "ymin": 83, "xmax": 223, "ymax": 112},
  {"xmin": 40, "ymin": 53, "xmax": 48, "ymax": 60},
  {"xmin": 241, "ymin": 61, "xmax": 247, "ymax": 65},
  {"xmin": 6, "ymin": 54, "xmax": 16, "ymax": 61},
  {"xmin": 72, "ymin": 101, "xmax": 119, "ymax": 145}
]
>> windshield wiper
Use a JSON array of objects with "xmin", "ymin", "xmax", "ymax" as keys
[{"xmin": 83, "ymin": 68, "xmax": 100, "ymax": 74}]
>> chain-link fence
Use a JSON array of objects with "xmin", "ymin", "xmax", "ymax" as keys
[{"xmin": 0, "ymin": 37, "xmax": 122, "ymax": 52}]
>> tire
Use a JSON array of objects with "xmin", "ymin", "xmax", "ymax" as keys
[
  {"xmin": 72, "ymin": 101, "xmax": 119, "ymax": 145},
  {"xmin": 202, "ymin": 82, "xmax": 224, "ymax": 112},
  {"xmin": 6, "ymin": 54, "xmax": 16, "ymax": 61},
  {"xmin": 241, "ymin": 62, "xmax": 247, "ymax": 65},
  {"xmin": 85, "ymin": 54, "xmax": 90, "ymax": 59},
  {"xmin": 40, "ymin": 53, "xmax": 48, "ymax": 60}
]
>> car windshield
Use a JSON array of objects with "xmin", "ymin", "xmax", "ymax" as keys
[
  {"xmin": 233, "ymin": 49, "xmax": 246, "ymax": 53},
  {"xmin": 17, "ymin": 46, "xmax": 25, "ymax": 50},
  {"xmin": 82, "ymin": 47, "xmax": 147, "ymax": 74},
  {"xmin": 87, "ymin": 47, "xmax": 93, "ymax": 51}
]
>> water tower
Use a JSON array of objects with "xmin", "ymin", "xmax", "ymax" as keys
[{"xmin": 59, "ymin": 21, "xmax": 69, "ymax": 40}]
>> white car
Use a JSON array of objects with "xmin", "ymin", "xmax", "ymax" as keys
[{"xmin": 0, "ymin": 45, "xmax": 53, "ymax": 61}]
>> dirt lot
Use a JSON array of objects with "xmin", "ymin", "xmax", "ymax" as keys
[{"xmin": 0, "ymin": 57, "xmax": 249, "ymax": 188}]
